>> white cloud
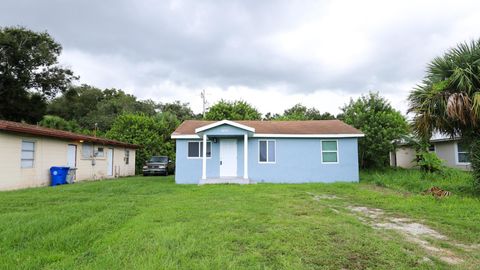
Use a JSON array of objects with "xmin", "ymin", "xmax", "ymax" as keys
[{"xmin": 6, "ymin": 0, "xmax": 480, "ymax": 117}]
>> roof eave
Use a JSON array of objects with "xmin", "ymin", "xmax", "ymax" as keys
[
  {"xmin": 171, "ymin": 133, "xmax": 364, "ymax": 139},
  {"xmin": 253, "ymin": 133, "xmax": 364, "ymax": 138},
  {"xmin": 0, "ymin": 127, "xmax": 139, "ymax": 149}
]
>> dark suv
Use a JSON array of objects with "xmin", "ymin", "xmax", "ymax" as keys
[{"xmin": 142, "ymin": 156, "xmax": 170, "ymax": 176}]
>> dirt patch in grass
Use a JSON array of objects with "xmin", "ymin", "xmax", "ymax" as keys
[
  {"xmin": 306, "ymin": 192, "xmax": 339, "ymax": 201},
  {"xmin": 348, "ymin": 206, "xmax": 463, "ymax": 265},
  {"xmin": 307, "ymin": 192, "xmax": 479, "ymax": 266}
]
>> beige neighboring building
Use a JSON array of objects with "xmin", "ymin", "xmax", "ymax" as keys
[
  {"xmin": 0, "ymin": 120, "xmax": 138, "ymax": 191},
  {"xmin": 390, "ymin": 134, "xmax": 471, "ymax": 171}
]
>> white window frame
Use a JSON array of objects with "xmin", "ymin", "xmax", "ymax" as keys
[
  {"xmin": 21, "ymin": 140, "xmax": 35, "ymax": 168},
  {"xmin": 258, "ymin": 139, "xmax": 276, "ymax": 164},
  {"xmin": 81, "ymin": 143, "xmax": 94, "ymax": 159},
  {"xmin": 187, "ymin": 141, "xmax": 212, "ymax": 159},
  {"xmin": 455, "ymin": 141, "xmax": 470, "ymax": 165},
  {"xmin": 321, "ymin": 139, "xmax": 339, "ymax": 164}
]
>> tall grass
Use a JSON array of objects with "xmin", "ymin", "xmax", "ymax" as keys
[{"xmin": 360, "ymin": 168, "xmax": 476, "ymax": 196}]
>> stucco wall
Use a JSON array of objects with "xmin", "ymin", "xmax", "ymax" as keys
[
  {"xmin": 0, "ymin": 132, "xmax": 136, "ymax": 190},
  {"xmin": 390, "ymin": 141, "xmax": 471, "ymax": 171},
  {"xmin": 0, "ymin": 133, "xmax": 67, "ymax": 190},
  {"xmin": 391, "ymin": 147, "xmax": 417, "ymax": 169},
  {"xmin": 175, "ymin": 139, "xmax": 220, "ymax": 183},
  {"xmin": 175, "ymin": 137, "xmax": 360, "ymax": 184},
  {"xmin": 75, "ymin": 145, "xmax": 136, "ymax": 181},
  {"xmin": 434, "ymin": 141, "xmax": 471, "ymax": 171}
]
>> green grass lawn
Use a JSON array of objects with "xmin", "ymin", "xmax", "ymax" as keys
[{"xmin": 0, "ymin": 171, "xmax": 479, "ymax": 269}]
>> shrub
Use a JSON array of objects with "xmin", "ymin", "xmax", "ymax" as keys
[
  {"xmin": 416, "ymin": 151, "xmax": 445, "ymax": 173},
  {"xmin": 469, "ymin": 139, "xmax": 480, "ymax": 194}
]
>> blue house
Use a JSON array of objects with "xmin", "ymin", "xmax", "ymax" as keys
[{"xmin": 171, "ymin": 120, "xmax": 364, "ymax": 184}]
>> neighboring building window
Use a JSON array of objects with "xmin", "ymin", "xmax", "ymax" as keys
[
  {"xmin": 82, "ymin": 143, "xmax": 94, "ymax": 159},
  {"xmin": 322, "ymin": 140, "xmax": 338, "ymax": 163},
  {"xmin": 457, "ymin": 142, "xmax": 470, "ymax": 164},
  {"xmin": 81, "ymin": 144, "xmax": 105, "ymax": 158},
  {"xmin": 21, "ymin": 141, "xmax": 35, "ymax": 168},
  {"xmin": 125, "ymin": 149, "xmax": 130, "ymax": 164},
  {"xmin": 259, "ymin": 140, "xmax": 275, "ymax": 163},
  {"xmin": 428, "ymin": 144, "xmax": 435, "ymax": 152},
  {"xmin": 188, "ymin": 141, "xmax": 211, "ymax": 158},
  {"xmin": 96, "ymin": 147, "xmax": 105, "ymax": 157}
]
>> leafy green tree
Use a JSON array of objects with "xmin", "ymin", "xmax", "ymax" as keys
[
  {"xmin": 274, "ymin": 103, "xmax": 336, "ymax": 120},
  {"xmin": 39, "ymin": 115, "xmax": 81, "ymax": 132},
  {"xmin": 205, "ymin": 100, "xmax": 261, "ymax": 120},
  {"xmin": 341, "ymin": 92, "xmax": 409, "ymax": 168},
  {"xmin": 47, "ymin": 85, "xmax": 103, "ymax": 121},
  {"xmin": 335, "ymin": 113, "xmax": 345, "ymax": 121},
  {"xmin": 158, "ymin": 101, "xmax": 198, "ymax": 121},
  {"xmin": 263, "ymin": 112, "xmax": 281, "ymax": 120},
  {"xmin": 0, "ymin": 27, "xmax": 77, "ymax": 123},
  {"xmin": 318, "ymin": 112, "xmax": 336, "ymax": 120},
  {"xmin": 408, "ymin": 39, "xmax": 480, "ymax": 191},
  {"xmin": 84, "ymin": 89, "xmax": 157, "ymax": 131},
  {"xmin": 106, "ymin": 113, "xmax": 180, "ymax": 172},
  {"xmin": 48, "ymin": 85, "xmax": 157, "ymax": 131}
]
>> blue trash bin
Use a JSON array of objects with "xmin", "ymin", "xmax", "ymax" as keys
[{"xmin": 50, "ymin": 167, "xmax": 70, "ymax": 186}]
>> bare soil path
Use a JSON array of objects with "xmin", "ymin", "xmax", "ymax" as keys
[{"xmin": 307, "ymin": 192, "xmax": 479, "ymax": 266}]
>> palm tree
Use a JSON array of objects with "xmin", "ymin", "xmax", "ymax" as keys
[{"xmin": 408, "ymin": 39, "xmax": 480, "ymax": 191}]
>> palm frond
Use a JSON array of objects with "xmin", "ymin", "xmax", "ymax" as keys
[
  {"xmin": 472, "ymin": 92, "xmax": 480, "ymax": 123},
  {"xmin": 409, "ymin": 38, "xmax": 480, "ymax": 134},
  {"xmin": 447, "ymin": 92, "xmax": 472, "ymax": 124}
]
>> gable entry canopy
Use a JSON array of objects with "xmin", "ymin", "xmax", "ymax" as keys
[{"xmin": 195, "ymin": 120, "xmax": 255, "ymax": 134}]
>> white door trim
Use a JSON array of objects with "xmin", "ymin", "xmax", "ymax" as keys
[
  {"xmin": 67, "ymin": 144, "xmax": 77, "ymax": 168},
  {"xmin": 107, "ymin": 148, "xmax": 114, "ymax": 176},
  {"xmin": 220, "ymin": 139, "xmax": 237, "ymax": 177}
]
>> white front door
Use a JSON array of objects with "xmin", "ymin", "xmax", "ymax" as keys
[
  {"xmin": 107, "ymin": 148, "xmax": 114, "ymax": 176},
  {"xmin": 220, "ymin": 139, "xmax": 237, "ymax": 177},
  {"xmin": 67, "ymin": 144, "xmax": 77, "ymax": 168}
]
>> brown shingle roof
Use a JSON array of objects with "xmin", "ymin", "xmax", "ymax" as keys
[
  {"xmin": 0, "ymin": 120, "xmax": 139, "ymax": 148},
  {"xmin": 172, "ymin": 120, "xmax": 363, "ymax": 136}
]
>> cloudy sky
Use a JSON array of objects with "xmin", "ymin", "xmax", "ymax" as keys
[{"xmin": 2, "ymin": 0, "xmax": 480, "ymax": 115}]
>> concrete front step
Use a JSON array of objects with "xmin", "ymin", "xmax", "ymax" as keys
[{"xmin": 199, "ymin": 177, "xmax": 255, "ymax": 185}]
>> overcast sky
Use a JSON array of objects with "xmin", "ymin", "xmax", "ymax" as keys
[{"xmin": 2, "ymin": 0, "xmax": 480, "ymax": 115}]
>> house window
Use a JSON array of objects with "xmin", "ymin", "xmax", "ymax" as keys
[
  {"xmin": 82, "ymin": 143, "xmax": 93, "ymax": 159},
  {"xmin": 96, "ymin": 147, "xmax": 105, "ymax": 157},
  {"xmin": 322, "ymin": 140, "xmax": 338, "ymax": 163},
  {"xmin": 21, "ymin": 141, "xmax": 35, "ymax": 168},
  {"xmin": 188, "ymin": 141, "xmax": 211, "ymax": 158},
  {"xmin": 457, "ymin": 142, "xmax": 470, "ymax": 164},
  {"xmin": 259, "ymin": 140, "xmax": 275, "ymax": 163},
  {"xmin": 125, "ymin": 149, "xmax": 130, "ymax": 164}
]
